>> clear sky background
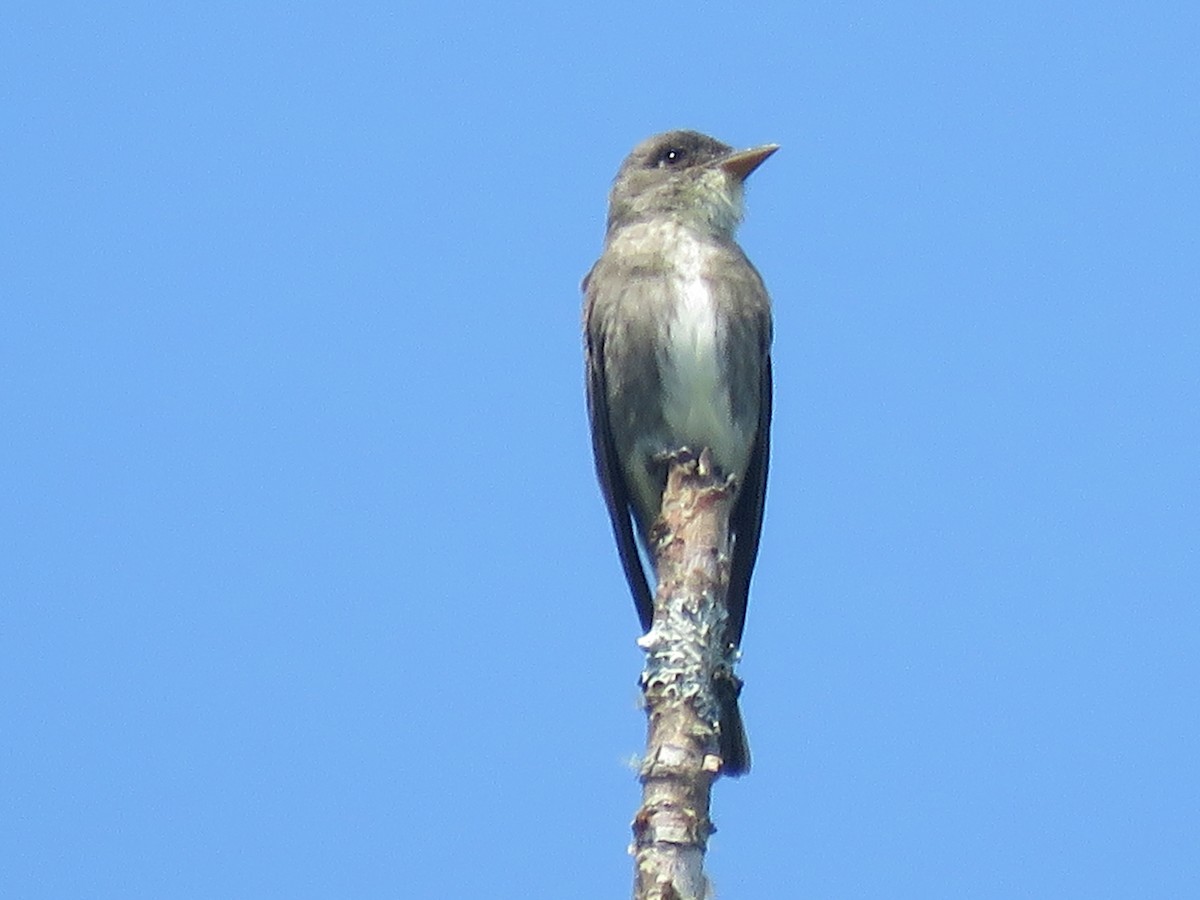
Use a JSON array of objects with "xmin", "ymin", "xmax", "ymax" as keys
[{"xmin": 3, "ymin": 3, "xmax": 1197, "ymax": 898}]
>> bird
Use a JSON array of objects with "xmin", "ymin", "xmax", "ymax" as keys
[{"xmin": 583, "ymin": 129, "xmax": 776, "ymax": 776}]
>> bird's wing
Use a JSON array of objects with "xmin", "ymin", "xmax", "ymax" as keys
[
  {"xmin": 726, "ymin": 355, "xmax": 771, "ymax": 649},
  {"xmin": 716, "ymin": 240, "xmax": 773, "ymax": 651},
  {"xmin": 584, "ymin": 280, "xmax": 655, "ymax": 630}
]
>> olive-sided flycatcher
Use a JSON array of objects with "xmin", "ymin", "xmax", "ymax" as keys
[{"xmin": 583, "ymin": 130, "xmax": 776, "ymax": 776}]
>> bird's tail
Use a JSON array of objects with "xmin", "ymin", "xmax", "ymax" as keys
[{"xmin": 714, "ymin": 670, "xmax": 751, "ymax": 776}]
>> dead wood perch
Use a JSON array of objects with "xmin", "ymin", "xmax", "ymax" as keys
[{"xmin": 632, "ymin": 448, "xmax": 742, "ymax": 900}]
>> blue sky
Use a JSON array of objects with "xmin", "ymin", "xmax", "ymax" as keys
[{"xmin": 3, "ymin": 3, "xmax": 1197, "ymax": 897}]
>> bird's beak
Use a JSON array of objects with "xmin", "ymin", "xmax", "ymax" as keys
[{"xmin": 720, "ymin": 143, "xmax": 780, "ymax": 181}]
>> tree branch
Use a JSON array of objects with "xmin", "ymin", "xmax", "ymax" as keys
[{"xmin": 632, "ymin": 448, "xmax": 738, "ymax": 900}]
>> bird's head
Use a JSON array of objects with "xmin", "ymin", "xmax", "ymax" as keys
[{"xmin": 607, "ymin": 130, "xmax": 778, "ymax": 237}]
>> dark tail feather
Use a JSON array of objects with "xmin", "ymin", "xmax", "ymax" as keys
[{"xmin": 714, "ymin": 671, "xmax": 751, "ymax": 776}]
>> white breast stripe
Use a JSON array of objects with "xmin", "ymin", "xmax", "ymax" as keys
[{"xmin": 658, "ymin": 227, "xmax": 749, "ymax": 479}]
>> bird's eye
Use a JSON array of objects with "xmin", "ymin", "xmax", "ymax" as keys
[{"xmin": 655, "ymin": 147, "xmax": 686, "ymax": 168}]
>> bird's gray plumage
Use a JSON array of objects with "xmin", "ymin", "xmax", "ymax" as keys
[{"xmin": 583, "ymin": 130, "xmax": 775, "ymax": 775}]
